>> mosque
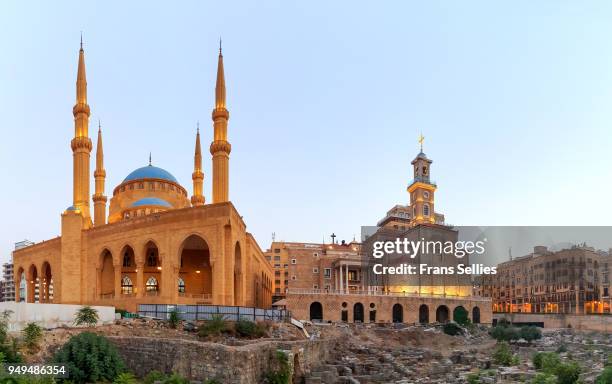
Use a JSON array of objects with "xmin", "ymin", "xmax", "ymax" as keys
[{"xmin": 12, "ymin": 41, "xmax": 273, "ymax": 312}]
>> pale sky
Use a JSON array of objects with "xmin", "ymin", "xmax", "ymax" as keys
[{"xmin": 1, "ymin": 1, "xmax": 612, "ymax": 263}]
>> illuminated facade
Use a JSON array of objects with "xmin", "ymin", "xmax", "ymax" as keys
[
  {"xmin": 12, "ymin": 42, "xmax": 273, "ymax": 312},
  {"xmin": 480, "ymin": 245, "xmax": 612, "ymax": 314},
  {"xmin": 285, "ymin": 145, "xmax": 489, "ymax": 323}
]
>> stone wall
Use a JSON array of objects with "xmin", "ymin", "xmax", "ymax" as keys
[
  {"xmin": 494, "ymin": 312, "xmax": 612, "ymax": 332},
  {"xmin": 108, "ymin": 336, "xmax": 336, "ymax": 384}
]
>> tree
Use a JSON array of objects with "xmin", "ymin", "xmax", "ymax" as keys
[
  {"xmin": 168, "ymin": 309, "xmax": 179, "ymax": 329},
  {"xmin": 453, "ymin": 307, "xmax": 470, "ymax": 326},
  {"xmin": 520, "ymin": 326, "xmax": 542, "ymax": 343},
  {"xmin": 52, "ymin": 332, "xmax": 125, "ymax": 383},
  {"xmin": 22, "ymin": 322, "xmax": 43, "ymax": 353},
  {"xmin": 74, "ymin": 306, "xmax": 99, "ymax": 327}
]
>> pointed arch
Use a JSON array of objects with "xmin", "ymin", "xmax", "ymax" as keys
[
  {"xmin": 41, "ymin": 261, "xmax": 53, "ymax": 303},
  {"xmin": 178, "ymin": 234, "xmax": 211, "ymax": 298},
  {"xmin": 234, "ymin": 241, "xmax": 243, "ymax": 305},
  {"xmin": 99, "ymin": 249, "xmax": 115, "ymax": 298}
]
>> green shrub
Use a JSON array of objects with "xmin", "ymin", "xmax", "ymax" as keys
[
  {"xmin": 531, "ymin": 372, "xmax": 557, "ymax": 384},
  {"xmin": 533, "ymin": 352, "xmax": 561, "ymax": 373},
  {"xmin": 493, "ymin": 342, "xmax": 516, "ymax": 366},
  {"xmin": 556, "ymin": 344, "xmax": 568, "ymax": 353},
  {"xmin": 597, "ymin": 366, "xmax": 612, "ymax": 384},
  {"xmin": 198, "ymin": 314, "xmax": 228, "ymax": 337},
  {"xmin": 114, "ymin": 372, "xmax": 137, "ymax": 384},
  {"xmin": 74, "ymin": 306, "xmax": 99, "ymax": 327},
  {"xmin": 555, "ymin": 362, "xmax": 581, "ymax": 384},
  {"xmin": 22, "ymin": 322, "xmax": 43, "ymax": 353},
  {"xmin": 144, "ymin": 370, "xmax": 166, "ymax": 384},
  {"xmin": 234, "ymin": 318, "xmax": 266, "ymax": 338},
  {"xmin": 520, "ymin": 326, "xmax": 542, "ymax": 343},
  {"xmin": 168, "ymin": 310, "xmax": 179, "ymax": 329},
  {"xmin": 163, "ymin": 373, "xmax": 189, "ymax": 384},
  {"xmin": 453, "ymin": 307, "xmax": 470, "ymax": 326},
  {"xmin": 0, "ymin": 310, "xmax": 13, "ymax": 345},
  {"xmin": 52, "ymin": 332, "xmax": 125, "ymax": 383},
  {"xmin": 443, "ymin": 322, "xmax": 462, "ymax": 336},
  {"xmin": 265, "ymin": 351, "xmax": 290, "ymax": 384},
  {"xmin": 467, "ymin": 372, "xmax": 480, "ymax": 384},
  {"xmin": 0, "ymin": 337, "xmax": 23, "ymax": 363}
]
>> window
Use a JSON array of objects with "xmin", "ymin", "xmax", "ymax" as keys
[
  {"xmin": 274, "ymin": 249, "xmax": 281, "ymax": 253},
  {"xmin": 291, "ymin": 259, "xmax": 297, "ymax": 265},
  {"xmin": 313, "ymin": 285, "xmax": 318, "ymax": 289},
  {"xmin": 313, "ymin": 268, "xmax": 319, "ymax": 274},
  {"xmin": 324, "ymin": 268, "xmax": 332, "ymax": 278},
  {"xmin": 178, "ymin": 277, "xmax": 185, "ymax": 293},
  {"xmin": 19, "ymin": 272, "xmax": 25, "ymax": 302},
  {"xmin": 121, "ymin": 276, "xmax": 133, "ymax": 294},
  {"xmin": 146, "ymin": 277, "xmax": 158, "ymax": 292},
  {"xmin": 423, "ymin": 204, "xmax": 430, "ymax": 217},
  {"xmin": 274, "ymin": 256, "xmax": 281, "ymax": 261},
  {"xmin": 291, "ymin": 276, "xmax": 296, "ymax": 280},
  {"xmin": 274, "ymin": 264, "xmax": 280, "ymax": 268},
  {"xmin": 313, "ymin": 252, "xmax": 319, "ymax": 257}
]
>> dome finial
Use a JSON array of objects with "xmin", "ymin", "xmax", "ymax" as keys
[{"xmin": 149, "ymin": 152, "xmax": 152, "ymax": 166}]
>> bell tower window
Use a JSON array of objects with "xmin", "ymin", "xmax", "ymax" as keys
[{"xmin": 423, "ymin": 204, "xmax": 430, "ymax": 217}]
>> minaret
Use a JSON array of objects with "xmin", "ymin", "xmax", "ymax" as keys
[
  {"xmin": 93, "ymin": 121, "xmax": 107, "ymax": 225},
  {"xmin": 210, "ymin": 41, "xmax": 231, "ymax": 203},
  {"xmin": 71, "ymin": 37, "xmax": 93, "ymax": 220},
  {"xmin": 191, "ymin": 122, "xmax": 205, "ymax": 206}
]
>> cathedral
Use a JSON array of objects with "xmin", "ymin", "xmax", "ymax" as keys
[{"xmin": 12, "ymin": 41, "xmax": 273, "ymax": 312}]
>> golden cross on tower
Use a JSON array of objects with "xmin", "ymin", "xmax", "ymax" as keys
[{"xmin": 418, "ymin": 133, "xmax": 425, "ymax": 152}]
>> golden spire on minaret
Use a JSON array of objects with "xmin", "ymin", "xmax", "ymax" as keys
[
  {"xmin": 71, "ymin": 35, "xmax": 93, "ymax": 220},
  {"xmin": 191, "ymin": 122, "xmax": 205, "ymax": 206},
  {"xmin": 93, "ymin": 120, "xmax": 107, "ymax": 226},
  {"xmin": 210, "ymin": 39, "xmax": 231, "ymax": 203}
]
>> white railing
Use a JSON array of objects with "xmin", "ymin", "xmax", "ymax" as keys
[
  {"xmin": 286, "ymin": 288, "xmax": 492, "ymax": 302},
  {"xmin": 178, "ymin": 293, "xmax": 212, "ymax": 300}
]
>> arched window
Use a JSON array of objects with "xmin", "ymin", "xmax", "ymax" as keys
[
  {"xmin": 423, "ymin": 204, "xmax": 430, "ymax": 217},
  {"xmin": 146, "ymin": 277, "xmax": 158, "ymax": 292},
  {"xmin": 178, "ymin": 277, "xmax": 185, "ymax": 293},
  {"xmin": 19, "ymin": 272, "xmax": 26, "ymax": 302},
  {"xmin": 121, "ymin": 276, "xmax": 133, "ymax": 294}
]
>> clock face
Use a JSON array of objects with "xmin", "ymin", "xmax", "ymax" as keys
[{"xmin": 423, "ymin": 191, "xmax": 429, "ymax": 199}]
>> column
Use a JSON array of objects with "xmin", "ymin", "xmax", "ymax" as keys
[
  {"xmin": 136, "ymin": 262, "xmax": 144, "ymax": 298},
  {"xmin": 339, "ymin": 265, "xmax": 343, "ymax": 294},
  {"xmin": 335, "ymin": 267, "xmax": 338, "ymax": 292},
  {"xmin": 346, "ymin": 264, "xmax": 349, "ymax": 292},
  {"xmin": 114, "ymin": 266, "xmax": 121, "ymax": 298}
]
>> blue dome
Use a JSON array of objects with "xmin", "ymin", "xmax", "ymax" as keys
[
  {"xmin": 131, "ymin": 197, "xmax": 172, "ymax": 208},
  {"xmin": 123, "ymin": 165, "xmax": 178, "ymax": 183}
]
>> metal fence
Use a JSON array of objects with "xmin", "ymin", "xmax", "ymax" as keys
[{"xmin": 138, "ymin": 304, "xmax": 290, "ymax": 322}]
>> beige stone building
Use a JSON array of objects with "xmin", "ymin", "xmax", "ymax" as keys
[
  {"xmin": 12, "ymin": 42, "xmax": 273, "ymax": 312},
  {"xmin": 480, "ymin": 245, "xmax": 612, "ymax": 314},
  {"xmin": 285, "ymin": 145, "xmax": 491, "ymax": 324}
]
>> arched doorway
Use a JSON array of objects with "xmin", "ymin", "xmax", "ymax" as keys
[
  {"xmin": 309, "ymin": 302, "xmax": 323, "ymax": 321},
  {"xmin": 392, "ymin": 303, "xmax": 403, "ymax": 323},
  {"xmin": 234, "ymin": 242, "xmax": 243, "ymax": 305},
  {"xmin": 144, "ymin": 241, "xmax": 161, "ymax": 295},
  {"xmin": 179, "ymin": 235, "xmax": 211, "ymax": 299},
  {"xmin": 453, "ymin": 306, "xmax": 468, "ymax": 324},
  {"xmin": 472, "ymin": 306, "xmax": 481, "ymax": 324},
  {"xmin": 353, "ymin": 303, "xmax": 364, "ymax": 323},
  {"xmin": 436, "ymin": 305, "xmax": 450, "ymax": 323},
  {"xmin": 419, "ymin": 304, "xmax": 429, "ymax": 324},
  {"xmin": 41, "ymin": 262, "xmax": 53, "ymax": 303},
  {"xmin": 100, "ymin": 250, "xmax": 115, "ymax": 298},
  {"xmin": 120, "ymin": 245, "xmax": 136, "ymax": 296},
  {"xmin": 369, "ymin": 303, "xmax": 376, "ymax": 322}
]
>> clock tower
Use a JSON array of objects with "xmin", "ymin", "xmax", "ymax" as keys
[{"xmin": 407, "ymin": 135, "xmax": 437, "ymax": 225}]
